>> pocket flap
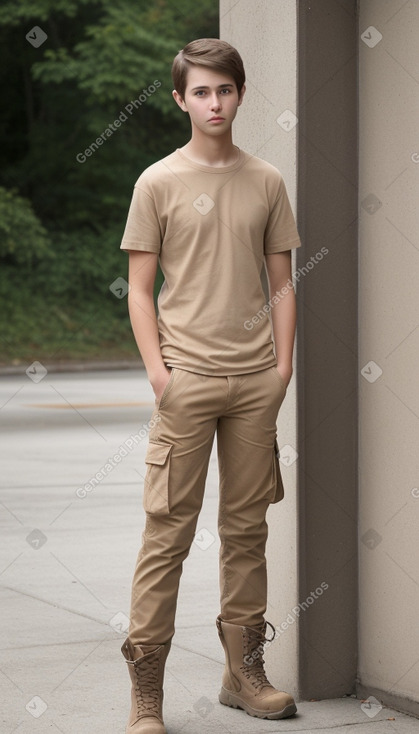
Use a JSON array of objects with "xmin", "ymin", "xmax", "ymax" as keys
[{"xmin": 145, "ymin": 441, "xmax": 173, "ymax": 466}]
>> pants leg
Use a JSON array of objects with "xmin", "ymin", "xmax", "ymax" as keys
[
  {"xmin": 217, "ymin": 366, "xmax": 287, "ymax": 626},
  {"xmin": 128, "ymin": 368, "xmax": 225, "ymax": 645}
]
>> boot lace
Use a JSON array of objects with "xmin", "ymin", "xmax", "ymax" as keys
[
  {"xmin": 133, "ymin": 654, "xmax": 161, "ymax": 719},
  {"xmin": 240, "ymin": 621, "xmax": 276, "ymax": 693}
]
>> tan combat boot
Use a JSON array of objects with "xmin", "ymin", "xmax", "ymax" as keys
[
  {"xmin": 121, "ymin": 638, "xmax": 171, "ymax": 734},
  {"xmin": 216, "ymin": 616, "xmax": 297, "ymax": 719}
]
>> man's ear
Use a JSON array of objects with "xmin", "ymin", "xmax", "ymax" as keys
[
  {"xmin": 172, "ymin": 89, "xmax": 188, "ymax": 112},
  {"xmin": 238, "ymin": 84, "xmax": 246, "ymax": 107}
]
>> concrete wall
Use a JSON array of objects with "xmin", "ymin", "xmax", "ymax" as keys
[
  {"xmin": 296, "ymin": 0, "xmax": 358, "ymax": 700},
  {"xmin": 220, "ymin": 0, "xmax": 301, "ymax": 696},
  {"xmin": 357, "ymin": 0, "xmax": 419, "ymax": 716},
  {"xmin": 220, "ymin": 0, "xmax": 419, "ymax": 716},
  {"xmin": 221, "ymin": 0, "xmax": 359, "ymax": 701}
]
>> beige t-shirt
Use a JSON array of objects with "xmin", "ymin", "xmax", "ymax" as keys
[{"xmin": 120, "ymin": 148, "xmax": 301, "ymax": 376}]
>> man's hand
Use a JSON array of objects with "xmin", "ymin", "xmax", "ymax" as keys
[
  {"xmin": 276, "ymin": 363, "xmax": 293, "ymax": 388},
  {"xmin": 150, "ymin": 366, "xmax": 172, "ymax": 403}
]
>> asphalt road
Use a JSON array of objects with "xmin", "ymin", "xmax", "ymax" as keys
[{"xmin": 0, "ymin": 368, "xmax": 221, "ymax": 733}]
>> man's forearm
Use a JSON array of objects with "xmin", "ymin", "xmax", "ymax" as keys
[
  {"xmin": 270, "ymin": 286, "xmax": 297, "ymax": 380},
  {"xmin": 127, "ymin": 289, "xmax": 166, "ymax": 379}
]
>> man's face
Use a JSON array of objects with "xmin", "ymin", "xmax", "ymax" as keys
[{"xmin": 173, "ymin": 66, "xmax": 245, "ymax": 136}]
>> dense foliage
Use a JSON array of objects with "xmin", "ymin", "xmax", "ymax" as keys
[{"xmin": 0, "ymin": 0, "xmax": 218, "ymax": 363}]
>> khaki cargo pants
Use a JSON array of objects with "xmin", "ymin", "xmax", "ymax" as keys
[{"xmin": 128, "ymin": 365, "xmax": 287, "ymax": 645}]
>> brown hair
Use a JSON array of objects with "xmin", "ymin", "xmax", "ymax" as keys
[{"xmin": 172, "ymin": 38, "xmax": 245, "ymax": 99}]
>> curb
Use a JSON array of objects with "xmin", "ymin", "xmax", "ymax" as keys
[{"xmin": 0, "ymin": 359, "xmax": 144, "ymax": 376}]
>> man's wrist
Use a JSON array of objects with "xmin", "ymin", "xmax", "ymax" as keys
[
  {"xmin": 148, "ymin": 363, "xmax": 170, "ymax": 380},
  {"xmin": 276, "ymin": 362, "xmax": 293, "ymax": 386}
]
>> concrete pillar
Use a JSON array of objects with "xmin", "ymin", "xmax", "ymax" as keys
[
  {"xmin": 221, "ymin": 0, "xmax": 358, "ymax": 700},
  {"xmin": 220, "ymin": 0, "xmax": 301, "ymax": 695},
  {"xmin": 296, "ymin": 0, "xmax": 358, "ymax": 699},
  {"xmin": 221, "ymin": 0, "xmax": 419, "ymax": 715}
]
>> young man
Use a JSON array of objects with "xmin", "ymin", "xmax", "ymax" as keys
[{"xmin": 120, "ymin": 38, "xmax": 301, "ymax": 734}]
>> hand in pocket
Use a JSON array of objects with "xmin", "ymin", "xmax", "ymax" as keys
[{"xmin": 151, "ymin": 367, "xmax": 175, "ymax": 407}]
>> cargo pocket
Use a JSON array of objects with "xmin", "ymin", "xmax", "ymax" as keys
[
  {"xmin": 143, "ymin": 441, "xmax": 173, "ymax": 515},
  {"xmin": 270, "ymin": 438, "xmax": 284, "ymax": 503}
]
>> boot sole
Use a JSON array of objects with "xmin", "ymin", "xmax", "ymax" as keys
[{"xmin": 219, "ymin": 687, "xmax": 297, "ymax": 719}]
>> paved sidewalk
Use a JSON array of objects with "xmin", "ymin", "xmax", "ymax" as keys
[{"xmin": 0, "ymin": 369, "xmax": 417, "ymax": 732}]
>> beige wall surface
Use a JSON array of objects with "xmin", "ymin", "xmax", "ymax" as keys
[
  {"xmin": 221, "ymin": 0, "xmax": 419, "ymax": 713},
  {"xmin": 358, "ymin": 0, "xmax": 419, "ymax": 709},
  {"xmin": 220, "ymin": 0, "xmax": 301, "ymax": 696}
]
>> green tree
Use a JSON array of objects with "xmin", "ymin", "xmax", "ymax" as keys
[
  {"xmin": 0, "ymin": 0, "xmax": 218, "ymax": 364},
  {"xmin": 0, "ymin": 187, "xmax": 50, "ymax": 262}
]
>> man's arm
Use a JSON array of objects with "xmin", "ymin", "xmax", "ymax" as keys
[
  {"xmin": 127, "ymin": 250, "xmax": 171, "ymax": 402},
  {"xmin": 265, "ymin": 250, "xmax": 296, "ymax": 387}
]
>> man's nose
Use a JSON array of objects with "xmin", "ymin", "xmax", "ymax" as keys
[{"xmin": 209, "ymin": 94, "xmax": 221, "ymax": 110}]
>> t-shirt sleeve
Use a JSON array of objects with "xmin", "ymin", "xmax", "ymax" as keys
[
  {"xmin": 120, "ymin": 183, "xmax": 162, "ymax": 254},
  {"xmin": 264, "ymin": 175, "xmax": 301, "ymax": 254}
]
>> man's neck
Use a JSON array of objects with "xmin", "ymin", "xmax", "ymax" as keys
[{"xmin": 180, "ymin": 131, "xmax": 239, "ymax": 167}]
